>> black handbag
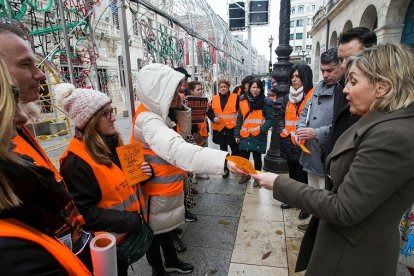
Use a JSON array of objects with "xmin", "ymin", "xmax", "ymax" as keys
[{"xmin": 117, "ymin": 219, "xmax": 154, "ymax": 264}]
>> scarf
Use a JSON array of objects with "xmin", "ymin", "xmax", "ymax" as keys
[
  {"xmin": 247, "ymin": 92, "xmax": 265, "ymax": 111},
  {"xmin": 289, "ymin": 86, "xmax": 304, "ymax": 104}
]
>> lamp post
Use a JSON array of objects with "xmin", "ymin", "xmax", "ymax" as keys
[
  {"xmin": 297, "ymin": 49, "xmax": 309, "ymax": 63},
  {"xmin": 263, "ymin": 0, "xmax": 292, "ymax": 173},
  {"xmin": 268, "ymin": 35, "xmax": 274, "ymax": 74}
]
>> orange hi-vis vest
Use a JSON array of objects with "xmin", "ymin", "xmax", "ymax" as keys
[
  {"xmin": 197, "ymin": 121, "xmax": 208, "ymax": 138},
  {"xmin": 12, "ymin": 125, "xmax": 61, "ymax": 181},
  {"xmin": 131, "ymin": 104, "xmax": 185, "ymax": 197},
  {"xmin": 60, "ymin": 138, "xmax": 146, "ymax": 237},
  {"xmin": 211, "ymin": 93, "xmax": 238, "ymax": 131},
  {"xmin": 0, "ymin": 218, "xmax": 91, "ymax": 276},
  {"xmin": 280, "ymin": 88, "xmax": 314, "ymax": 140},
  {"xmin": 239, "ymin": 100, "xmax": 265, "ymax": 138}
]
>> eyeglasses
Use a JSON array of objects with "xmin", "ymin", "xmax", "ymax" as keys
[
  {"xmin": 101, "ymin": 107, "xmax": 117, "ymax": 119},
  {"xmin": 11, "ymin": 85, "xmax": 19, "ymax": 104}
]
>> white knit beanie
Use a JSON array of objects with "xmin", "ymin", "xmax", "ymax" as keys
[{"xmin": 55, "ymin": 83, "xmax": 111, "ymax": 129}]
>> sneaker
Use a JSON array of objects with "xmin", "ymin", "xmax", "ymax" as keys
[
  {"xmin": 298, "ymin": 210, "xmax": 310, "ymax": 220},
  {"xmin": 297, "ymin": 224, "xmax": 308, "ymax": 232},
  {"xmin": 165, "ymin": 259, "xmax": 194, "ymax": 274},
  {"xmin": 189, "ymin": 187, "xmax": 199, "ymax": 194},
  {"xmin": 196, "ymin": 173, "xmax": 210, "ymax": 179},
  {"xmin": 238, "ymin": 175, "xmax": 251, "ymax": 184},
  {"xmin": 152, "ymin": 269, "xmax": 170, "ymax": 276},
  {"xmin": 280, "ymin": 203, "xmax": 292, "ymax": 209},
  {"xmin": 185, "ymin": 210, "xmax": 197, "ymax": 222},
  {"xmin": 171, "ymin": 235, "xmax": 187, "ymax": 253}
]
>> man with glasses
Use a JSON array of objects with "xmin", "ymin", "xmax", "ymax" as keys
[
  {"xmin": 0, "ymin": 23, "xmax": 92, "ymax": 270},
  {"xmin": 321, "ymin": 27, "xmax": 377, "ymax": 163},
  {"xmin": 295, "ymin": 48, "xmax": 342, "ymax": 231}
]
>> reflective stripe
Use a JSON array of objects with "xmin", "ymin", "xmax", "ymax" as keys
[
  {"xmin": 217, "ymin": 114, "xmax": 237, "ymax": 119},
  {"xmin": 144, "ymin": 154, "xmax": 171, "ymax": 165},
  {"xmin": 284, "ymin": 120, "xmax": 297, "ymax": 126},
  {"xmin": 110, "ymin": 194, "xmax": 138, "ymax": 212},
  {"xmin": 241, "ymin": 125, "xmax": 261, "ymax": 133},
  {"xmin": 244, "ymin": 119, "xmax": 265, "ymax": 124},
  {"xmin": 147, "ymin": 174, "xmax": 183, "ymax": 184}
]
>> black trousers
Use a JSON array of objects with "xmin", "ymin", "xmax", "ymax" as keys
[
  {"xmin": 219, "ymin": 140, "xmax": 240, "ymax": 156},
  {"xmin": 239, "ymin": 150, "xmax": 262, "ymax": 171},
  {"xmin": 287, "ymin": 160, "xmax": 308, "ymax": 184},
  {"xmin": 146, "ymin": 231, "xmax": 179, "ymax": 272}
]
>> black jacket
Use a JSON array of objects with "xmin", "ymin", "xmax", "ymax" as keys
[{"xmin": 321, "ymin": 79, "xmax": 360, "ymax": 164}]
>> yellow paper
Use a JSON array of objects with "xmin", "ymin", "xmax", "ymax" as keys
[
  {"xmin": 226, "ymin": 155, "xmax": 257, "ymax": 174},
  {"xmin": 116, "ymin": 142, "xmax": 150, "ymax": 186}
]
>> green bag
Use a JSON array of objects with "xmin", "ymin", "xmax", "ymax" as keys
[{"xmin": 117, "ymin": 220, "xmax": 153, "ymax": 264}]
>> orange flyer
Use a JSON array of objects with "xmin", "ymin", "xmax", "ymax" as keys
[
  {"xmin": 116, "ymin": 142, "xmax": 151, "ymax": 186},
  {"xmin": 225, "ymin": 155, "xmax": 257, "ymax": 174},
  {"xmin": 214, "ymin": 120, "xmax": 226, "ymax": 132}
]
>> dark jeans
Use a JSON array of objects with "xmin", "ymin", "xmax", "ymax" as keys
[
  {"xmin": 220, "ymin": 140, "xmax": 240, "ymax": 156},
  {"xmin": 287, "ymin": 160, "xmax": 308, "ymax": 184},
  {"xmin": 146, "ymin": 231, "xmax": 179, "ymax": 272},
  {"xmin": 239, "ymin": 150, "xmax": 262, "ymax": 171}
]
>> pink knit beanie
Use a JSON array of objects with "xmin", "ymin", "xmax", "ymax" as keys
[{"xmin": 55, "ymin": 83, "xmax": 111, "ymax": 129}]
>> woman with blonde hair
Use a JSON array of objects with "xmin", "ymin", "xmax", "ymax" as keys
[
  {"xmin": 0, "ymin": 59, "xmax": 90, "ymax": 274},
  {"xmin": 251, "ymin": 43, "xmax": 414, "ymax": 275}
]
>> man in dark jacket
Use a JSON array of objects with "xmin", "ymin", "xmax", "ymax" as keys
[{"xmin": 321, "ymin": 27, "xmax": 377, "ymax": 164}]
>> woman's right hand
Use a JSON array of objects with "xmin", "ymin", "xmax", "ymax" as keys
[{"xmin": 213, "ymin": 117, "xmax": 220, "ymax": 123}]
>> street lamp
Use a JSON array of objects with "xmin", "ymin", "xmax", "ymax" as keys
[
  {"xmin": 263, "ymin": 0, "xmax": 292, "ymax": 173},
  {"xmin": 297, "ymin": 49, "xmax": 309, "ymax": 63},
  {"xmin": 268, "ymin": 35, "xmax": 274, "ymax": 74}
]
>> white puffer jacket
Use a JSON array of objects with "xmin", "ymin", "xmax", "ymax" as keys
[{"xmin": 134, "ymin": 64, "xmax": 228, "ymax": 234}]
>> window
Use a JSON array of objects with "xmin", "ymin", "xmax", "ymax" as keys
[
  {"xmin": 290, "ymin": 20, "xmax": 294, "ymax": 28},
  {"xmin": 307, "ymin": 18, "xmax": 312, "ymax": 26},
  {"xmin": 291, "ymin": 8, "xmax": 295, "ymax": 15},
  {"xmin": 112, "ymin": 13, "xmax": 119, "ymax": 29},
  {"xmin": 296, "ymin": 33, "xmax": 303, "ymax": 39},
  {"xmin": 289, "ymin": 34, "xmax": 294, "ymax": 40},
  {"xmin": 312, "ymin": 5, "xmax": 316, "ymax": 11},
  {"xmin": 307, "ymin": 32, "xmax": 311, "ymax": 39},
  {"xmin": 298, "ymin": 6, "xmax": 304, "ymax": 14},
  {"xmin": 306, "ymin": 45, "xmax": 312, "ymax": 50},
  {"xmin": 295, "ymin": 46, "xmax": 302, "ymax": 51},
  {"xmin": 296, "ymin": 19, "xmax": 303, "ymax": 27}
]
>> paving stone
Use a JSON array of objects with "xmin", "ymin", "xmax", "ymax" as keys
[{"xmin": 191, "ymin": 193, "xmax": 244, "ymax": 217}]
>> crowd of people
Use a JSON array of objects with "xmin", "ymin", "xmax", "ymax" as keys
[{"xmin": 0, "ymin": 21, "xmax": 414, "ymax": 276}]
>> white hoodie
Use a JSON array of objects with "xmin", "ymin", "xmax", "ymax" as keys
[{"xmin": 134, "ymin": 63, "xmax": 228, "ymax": 175}]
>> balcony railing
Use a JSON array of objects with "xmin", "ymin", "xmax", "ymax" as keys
[
  {"xmin": 312, "ymin": 6, "xmax": 325, "ymax": 26},
  {"xmin": 326, "ymin": 0, "xmax": 341, "ymax": 13}
]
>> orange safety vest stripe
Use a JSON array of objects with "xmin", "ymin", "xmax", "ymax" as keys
[
  {"xmin": 280, "ymin": 88, "xmax": 314, "ymax": 139},
  {"xmin": 197, "ymin": 121, "xmax": 208, "ymax": 137},
  {"xmin": 60, "ymin": 138, "xmax": 145, "ymax": 221},
  {"xmin": 12, "ymin": 126, "xmax": 61, "ymax": 181},
  {"xmin": 131, "ymin": 104, "xmax": 185, "ymax": 197},
  {"xmin": 211, "ymin": 93, "xmax": 238, "ymax": 130},
  {"xmin": 239, "ymin": 100, "xmax": 265, "ymax": 138},
  {"xmin": 0, "ymin": 218, "xmax": 91, "ymax": 276}
]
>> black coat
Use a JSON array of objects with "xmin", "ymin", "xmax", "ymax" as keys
[
  {"xmin": 206, "ymin": 93, "xmax": 239, "ymax": 146},
  {"xmin": 321, "ymin": 79, "xmax": 360, "ymax": 164}
]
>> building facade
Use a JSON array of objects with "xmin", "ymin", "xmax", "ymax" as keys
[
  {"xmin": 289, "ymin": 0, "xmax": 323, "ymax": 64},
  {"xmin": 311, "ymin": 0, "xmax": 414, "ymax": 81}
]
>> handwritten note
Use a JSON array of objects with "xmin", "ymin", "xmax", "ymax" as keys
[
  {"xmin": 116, "ymin": 142, "xmax": 150, "ymax": 186},
  {"xmin": 225, "ymin": 156, "xmax": 257, "ymax": 174}
]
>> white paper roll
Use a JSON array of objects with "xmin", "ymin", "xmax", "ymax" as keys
[{"xmin": 90, "ymin": 233, "xmax": 118, "ymax": 276}]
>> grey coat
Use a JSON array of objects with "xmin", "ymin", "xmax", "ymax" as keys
[
  {"xmin": 297, "ymin": 81, "xmax": 334, "ymax": 176},
  {"xmin": 274, "ymin": 104, "xmax": 414, "ymax": 275}
]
